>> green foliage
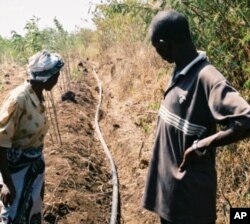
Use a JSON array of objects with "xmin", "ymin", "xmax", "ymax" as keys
[
  {"xmin": 0, "ymin": 16, "xmax": 95, "ymax": 66},
  {"xmin": 24, "ymin": 16, "xmax": 44, "ymax": 53},
  {"xmin": 0, "ymin": 0, "xmax": 248, "ymax": 89},
  {"xmin": 148, "ymin": 102, "xmax": 160, "ymax": 111},
  {"xmin": 11, "ymin": 31, "xmax": 26, "ymax": 53},
  {"xmin": 10, "ymin": 16, "xmax": 44, "ymax": 63},
  {"xmin": 161, "ymin": 0, "xmax": 250, "ymax": 88},
  {"xmin": 243, "ymin": 79, "xmax": 250, "ymax": 89}
]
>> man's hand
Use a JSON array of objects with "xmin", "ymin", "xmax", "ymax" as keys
[
  {"xmin": 179, "ymin": 147, "xmax": 194, "ymax": 172},
  {"xmin": 1, "ymin": 182, "xmax": 16, "ymax": 207}
]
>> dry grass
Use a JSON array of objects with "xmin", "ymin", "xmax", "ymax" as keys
[
  {"xmin": 97, "ymin": 42, "xmax": 170, "ymax": 105},
  {"xmin": 96, "ymin": 40, "xmax": 250, "ymax": 224},
  {"xmin": 0, "ymin": 39, "xmax": 250, "ymax": 224},
  {"xmin": 216, "ymin": 141, "xmax": 250, "ymax": 224}
]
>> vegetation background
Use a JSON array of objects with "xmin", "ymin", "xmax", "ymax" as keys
[{"xmin": 0, "ymin": 0, "xmax": 249, "ymax": 223}]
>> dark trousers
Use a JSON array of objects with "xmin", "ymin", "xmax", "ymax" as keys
[{"xmin": 160, "ymin": 217, "xmax": 215, "ymax": 224}]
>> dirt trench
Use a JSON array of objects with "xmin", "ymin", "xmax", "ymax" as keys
[
  {"xmin": 0, "ymin": 63, "xmax": 113, "ymax": 223},
  {"xmin": 0, "ymin": 60, "xmax": 160, "ymax": 224},
  {"xmin": 43, "ymin": 59, "xmax": 160, "ymax": 224},
  {"xmin": 43, "ymin": 67, "xmax": 114, "ymax": 223}
]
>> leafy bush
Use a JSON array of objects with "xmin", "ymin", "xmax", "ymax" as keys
[
  {"xmin": 0, "ymin": 16, "xmax": 95, "ymax": 66},
  {"xmin": 164, "ymin": 0, "xmax": 250, "ymax": 88}
]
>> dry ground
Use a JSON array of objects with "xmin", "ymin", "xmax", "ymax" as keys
[
  {"xmin": 0, "ymin": 57, "xmax": 249, "ymax": 224},
  {"xmin": 0, "ymin": 61, "xmax": 159, "ymax": 224},
  {"xmin": 0, "ymin": 63, "xmax": 113, "ymax": 223}
]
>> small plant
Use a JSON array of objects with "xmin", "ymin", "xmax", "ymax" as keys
[
  {"xmin": 148, "ymin": 102, "xmax": 160, "ymax": 111},
  {"xmin": 243, "ymin": 79, "xmax": 250, "ymax": 90},
  {"xmin": 141, "ymin": 121, "xmax": 151, "ymax": 134}
]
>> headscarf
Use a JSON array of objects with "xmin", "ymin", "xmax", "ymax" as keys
[{"xmin": 28, "ymin": 50, "xmax": 64, "ymax": 82}]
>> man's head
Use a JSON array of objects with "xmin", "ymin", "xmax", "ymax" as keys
[
  {"xmin": 149, "ymin": 10, "xmax": 192, "ymax": 63},
  {"xmin": 28, "ymin": 50, "xmax": 64, "ymax": 91}
]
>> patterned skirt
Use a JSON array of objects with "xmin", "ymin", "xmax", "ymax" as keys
[{"xmin": 0, "ymin": 145, "xmax": 45, "ymax": 224}]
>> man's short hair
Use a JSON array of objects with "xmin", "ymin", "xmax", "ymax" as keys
[{"xmin": 150, "ymin": 10, "xmax": 192, "ymax": 44}]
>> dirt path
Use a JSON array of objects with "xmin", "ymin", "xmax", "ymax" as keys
[{"xmin": 96, "ymin": 62, "xmax": 159, "ymax": 224}]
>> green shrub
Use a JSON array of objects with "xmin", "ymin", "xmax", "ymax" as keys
[{"xmin": 165, "ymin": 0, "xmax": 250, "ymax": 88}]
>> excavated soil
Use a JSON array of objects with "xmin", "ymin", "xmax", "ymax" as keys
[
  {"xmin": 0, "ymin": 63, "xmax": 114, "ymax": 224},
  {"xmin": 43, "ymin": 75, "xmax": 113, "ymax": 224},
  {"xmin": 1, "ymin": 56, "xmax": 249, "ymax": 224},
  {"xmin": 0, "ymin": 61, "xmax": 158, "ymax": 224}
]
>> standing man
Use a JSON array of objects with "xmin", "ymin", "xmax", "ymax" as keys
[{"xmin": 142, "ymin": 10, "xmax": 250, "ymax": 224}]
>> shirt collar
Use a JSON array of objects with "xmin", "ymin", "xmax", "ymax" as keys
[{"xmin": 173, "ymin": 51, "xmax": 207, "ymax": 81}]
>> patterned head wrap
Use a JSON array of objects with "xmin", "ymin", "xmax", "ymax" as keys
[{"xmin": 28, "ymin": 50, "xmax": 64, "ymax": 82}]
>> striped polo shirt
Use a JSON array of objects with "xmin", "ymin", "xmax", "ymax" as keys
[{"xmin": 142, "ymin": 52, "xmax": 250, "ymax": 224}]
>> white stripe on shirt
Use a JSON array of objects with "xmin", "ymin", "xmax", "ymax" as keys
[{"xmin": 159, "ymin": 104, "xmax": 206, "ymax": 137}]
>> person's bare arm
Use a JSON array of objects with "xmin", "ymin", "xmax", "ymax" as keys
[
  {"xmin": 0, "ymin": 147, "xmax": 16, "ymax": 206},
  {"xmin": 179, "ymin": 123, "xmax": 250, "ymax": 172},
  {"xmin": 180, "ymin": 68, "xmax": 250, "ymax": 171}
]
